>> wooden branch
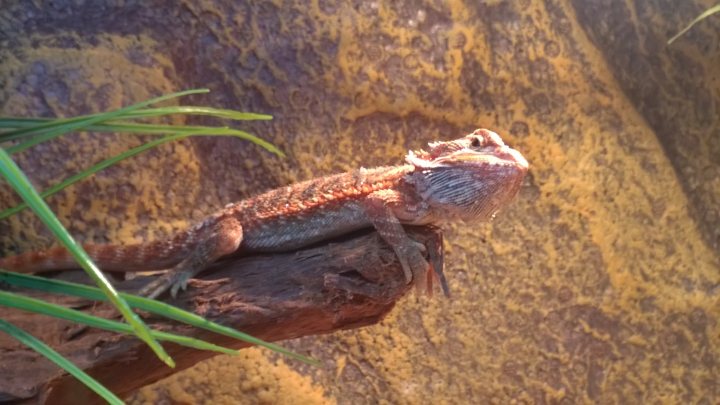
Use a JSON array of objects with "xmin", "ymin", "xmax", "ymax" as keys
[{"xmin": 0, "ymin": 226, "xmax": 443, "ymax": 404}]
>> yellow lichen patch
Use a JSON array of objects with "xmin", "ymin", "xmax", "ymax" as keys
[
  {"xmin": 131, "ymin": 349, "xmax": 334, "ymax": 405},
  {"xmin": 542, "ymin": 11, "xmax": 719, "ymax": 315}
]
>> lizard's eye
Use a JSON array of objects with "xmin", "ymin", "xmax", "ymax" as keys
[{"xmin": 470, "ymin": 136, "xmax": 483, "ymax": 148}]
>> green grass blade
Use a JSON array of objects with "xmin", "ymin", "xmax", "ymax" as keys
[
  {"xmin": 0, "ymin": 115, "xmax": 112, "ymax": 142},
  {"xmin": 119, "ymin": 107, "xmax": 273, "ymax": 121},
  {"xmin": 0, "ymin": 271, "xmax": 320, "ymax": 366},
  {"xmin": 0, "ymin": 148, "xmax": 174, "ymax": 368},
  {"xmin": 0, "ymin": 130, "xmax": 282, "ymax": 220},
  {"xmin": 4, "ymin": 89, "xmax": 209, "ymax": 153},
  {"xmin": 0, "ymin": 89, "xmax": 209, "ymax": 142},
  {"xmin": 3, "ymin": 121, "xmax": 259, "ymax": 137},
  {"xmin": 668, "ymin": 5, "xmax": 720, "ymax": 44},
  {"xmin": 0, "ymin": 108, "xmax": 272, "ymax": 142},
  {"xmin": 1, "ymin": 121, "xmax": 282, "ymax": 157},
  {"xmin": 0, "ymin": 320, "xmax": 124, "ymax": 405},
  {"xmin": 0, "ymin": 108, "xmax": 272, "ymax": 127},
  {"xmin": 0, "ymin": 291, "xmax": 237, "ymax": 355}
]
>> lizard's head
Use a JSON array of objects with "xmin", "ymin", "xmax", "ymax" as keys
[{"xmin": 406, "ymin": 128, "xmax": 528, "ymax": 222}]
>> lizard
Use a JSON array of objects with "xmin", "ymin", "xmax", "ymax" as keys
[{"xmin": 0, "ymin": 129, "xmax": 528, "ymax": 299}]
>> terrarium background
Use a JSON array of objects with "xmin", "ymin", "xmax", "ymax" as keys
[{"xmin": 0, "ymin": 1, "xmax": 718, "ymax": 403}]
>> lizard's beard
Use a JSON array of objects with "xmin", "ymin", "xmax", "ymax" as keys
[{"xmin": 417, "ymin": 164, "xmax": 524, "ymax": 222}]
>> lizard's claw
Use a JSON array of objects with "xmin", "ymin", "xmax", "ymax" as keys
[
  {"xmin": 396, "ymin": 242, "xmax": 430, "ymax": 294},
  {"xmin": 396, "ymin": 250, "xmax": 414, "ymax": 283},
  {"xmin": 411, "ymin": 240, "xmax": 427, "ymax": 253},
  {"xmin": 397, "ymin": 230, "xmax": 448, "ymax": 297},
  {"xmin": 169, "ymin": 272, "xmax": 191, "ymax": 298},
  {"xmin": 137, "ymin": 274, "xmax": 172, "ymax": 300},
  {"xmin": 138, "ymin": 268, "xmax": 193, "ymax": 299}
]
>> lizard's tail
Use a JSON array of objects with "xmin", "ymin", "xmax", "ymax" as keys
[{"xmin": 0, "ymin": 235, "xmax": 195, "ymax": 274}]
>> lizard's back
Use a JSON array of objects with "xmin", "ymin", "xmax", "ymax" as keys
[
  {"xmin": 0, "ymin": 165, "xmax": 413, "ymax": 273},
  {"xmin": 218, "ymin": 164, "xmax": 413, "ymax": 252}
]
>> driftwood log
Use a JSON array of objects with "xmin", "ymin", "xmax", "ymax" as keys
[{"xmin": 0, "ymin": 226, "xmax": 443, "ymax": 404}]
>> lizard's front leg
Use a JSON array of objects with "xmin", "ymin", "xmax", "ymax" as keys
[
  {"xmin": 362, "ymin": 190, "xmax": 430, "ymax": 294},
  {"xmin": 139, "ymin": 216, "xmax": 244, "ymax": 299}
]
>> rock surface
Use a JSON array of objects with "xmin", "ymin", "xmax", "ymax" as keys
[{"xmin": 0, "ymin": 1, "xmax": 717, "ymax": 403}]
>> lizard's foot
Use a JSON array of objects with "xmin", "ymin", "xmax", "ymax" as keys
[
  {"xmin": 138, "ymin": 269, "xmax": 194, "ymax": 300},
  {"xmin": 138, "ymin": 216, "xmax": 244, "ymax": 300},
  {"xmin": 396, "ymin": 230, "xmax": 448, "ymax": 297},
  {"xmin": 396, "ymin": 241, "xmax": 430, "ymax": 294},
  {"xmin": 169, "ymin": 270, "xmax": 192, "ymax": 298}
]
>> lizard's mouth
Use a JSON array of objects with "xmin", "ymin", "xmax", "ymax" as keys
[{"xmin": 435, "ymin": 147, "xmax": 528, "ymax": 171}]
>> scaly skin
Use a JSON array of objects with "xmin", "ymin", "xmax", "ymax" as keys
[{"xmin": 0, "ymin": 129, "xmax": 528, "ymax": 298}]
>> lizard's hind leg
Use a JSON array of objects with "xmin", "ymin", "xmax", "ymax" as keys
[{"xmin": 139, "ymin": 217, "xmax": 244, "ymax": 299}]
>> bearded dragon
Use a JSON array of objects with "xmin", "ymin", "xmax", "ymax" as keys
[{"xmin": 0, "ymin": 129, "xmax": 528, "ymax": 298}]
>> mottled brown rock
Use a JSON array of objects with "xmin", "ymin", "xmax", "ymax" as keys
[{"xmin": 0, "ymin": 0, "xmax": 718, "ymax": 403}]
